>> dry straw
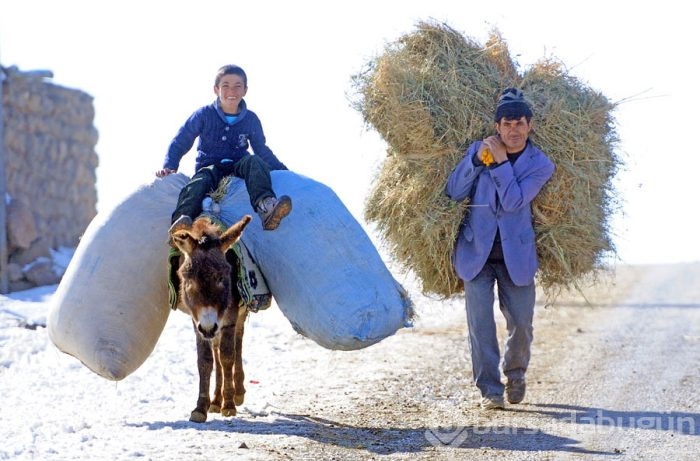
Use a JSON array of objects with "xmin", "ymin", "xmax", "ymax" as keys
[{"xmin": 350, "ymin": 20, "xmax": 621, "ymax": 301}]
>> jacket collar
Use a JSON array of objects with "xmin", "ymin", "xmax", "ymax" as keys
[{"xmin": 213, "ymin": 98, "xmax": 248, "ymax": 123}]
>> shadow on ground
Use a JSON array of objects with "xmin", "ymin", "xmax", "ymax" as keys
[
  {"xmin": 130, "ymin": 411, "xmax": 615, "ymax": 456},
  {"xmin": 515, "ymin": 403, "xmax": 699, "ymax": 436}
]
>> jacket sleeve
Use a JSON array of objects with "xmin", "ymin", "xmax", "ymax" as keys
[
  {"xmin": 247, "ymin": 113, "xmax": 288, "ymax": 170},
  {"xmin": 445, "ymin": 143, "xmax": 482, "ymax": 201},
  {"xmin": 163, "ymin": 110, "xmax": 203, "ymax": 171},
  {"xmin": 491, "ymin": 151, "xmax": 555, "ymax": 212}
]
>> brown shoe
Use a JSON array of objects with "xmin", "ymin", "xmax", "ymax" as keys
[
  {"xmin": 256, "ymin": 195, "xmax": 292, "ymax": 231},
  {"xmin": 506, "ymin": 378, "xmax": 526, "ymax": 404}
]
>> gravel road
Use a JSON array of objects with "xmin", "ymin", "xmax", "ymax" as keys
[
  {"xmin": 232, "ymin": 262, "xmax": 700, "ymax": 460},
  {"xmin": 3, "ymin": 263, "xmax": 698, "ymax": 460}
]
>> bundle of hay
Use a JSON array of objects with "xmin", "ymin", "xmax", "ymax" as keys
[{"xmin": 351, "ymin": 20, "xmax": 620, "ymax": 300}]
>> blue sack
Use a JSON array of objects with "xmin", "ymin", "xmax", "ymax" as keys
[{"xmin": 217, "ymin": 170, "xmax": 414, "ymax": 350}]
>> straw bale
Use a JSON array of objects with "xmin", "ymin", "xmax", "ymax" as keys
[
  {"xmin": 523, "ymin": 59, "xmax": 620, "ymax": 296},
  {"xmin": 351, "ymin": 20, "xmax": 620, "ymax": 300},
  {"xmin": 352, "ymin": 22, "xmax": 512, "ymax": 158},
  {"xmin": 364, "ymin": 151, "xmax": 467, "ymax": 295}
]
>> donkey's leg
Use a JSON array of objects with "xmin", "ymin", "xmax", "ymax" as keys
[
  {"xmin": 218, "ymin": 323, "xmax": 237, "ymax": 417},
  {"xmin": 209, "ymin": 336, "xmax": 224, "ymax": 414},
  {"xmin": 190, "ymin": 324, "xmax": 214, "ymax": 423},
  {"xmin": 233, "ymin": 307, "xmax": 248, "ymax": 406}
]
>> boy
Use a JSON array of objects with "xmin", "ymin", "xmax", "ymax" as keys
[{"xmin": 156, "ymin": 64, "xmax": 291, "ymax": 231}]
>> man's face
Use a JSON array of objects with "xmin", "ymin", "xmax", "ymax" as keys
[{"xmin": 496, "ymin": 116, "xmax": 532, "ymax": 152}]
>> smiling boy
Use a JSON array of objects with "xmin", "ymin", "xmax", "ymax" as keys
[{"xmin": 156, "ymin": 64, "xmax": 292, "ymax": 231}]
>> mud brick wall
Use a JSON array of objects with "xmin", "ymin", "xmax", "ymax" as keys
[{"xmin": 1, "ymin": 65, "xmax": 99, "ymax": 292}]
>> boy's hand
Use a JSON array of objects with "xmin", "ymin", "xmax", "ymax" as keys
[{"xmin": 156, "ymin": 168, "xmax": 177, "ymax": 178}]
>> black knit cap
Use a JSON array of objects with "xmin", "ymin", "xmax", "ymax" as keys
[{"xmin": 494, "ymin": 87, "xmax": 533, "ymax": 122}]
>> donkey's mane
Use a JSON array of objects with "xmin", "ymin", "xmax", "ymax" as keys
[
  {"xmin": 196, "ymin": 234, "xmax": 221, "ymax": 250},
  {"xmin": 191, "ymin": 219, "xmax": 223, "ymax": 250}
]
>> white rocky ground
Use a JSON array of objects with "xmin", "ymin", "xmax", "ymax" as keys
[{"xmin": 1, "ymin": 262, "xmax": 698, "ymax": 460}]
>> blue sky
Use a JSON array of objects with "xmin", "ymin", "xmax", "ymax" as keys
[{"xmin": 1, "ymin": 0, "xmax": 696, "ymax": 265}]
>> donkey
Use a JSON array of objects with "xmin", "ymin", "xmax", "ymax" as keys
[{"xmin": 169, "ymin": 214, "xmax": 252, "ymax": 423}]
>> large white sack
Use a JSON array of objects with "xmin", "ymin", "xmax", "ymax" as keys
[
  {"xmin": 48, "ymin": 174, "xmax": 188, "ymax": 380},
  {"xmin": 217, "ymin": 170, "xmax": 414, "ymax": 350}
]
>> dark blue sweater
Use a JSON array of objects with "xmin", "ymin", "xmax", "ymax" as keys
[{"xmin": 163, "ymin": 99, "xmax": 287, "ymax": 172}]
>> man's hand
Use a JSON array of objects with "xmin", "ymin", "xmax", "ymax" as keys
[{"xmin": 481, "ymin": 135, "xmax": 507, "ymax": 165}]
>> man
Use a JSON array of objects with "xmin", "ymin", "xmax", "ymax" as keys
[{"xmin": 445, "ymin": 88, "xmax": 555, "ymax": 410}]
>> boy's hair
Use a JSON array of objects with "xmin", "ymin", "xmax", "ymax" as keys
[
  {"xmin": 494, "ymin": 87, "xmax": 533, "ymax": 122},
  {"xmin": 215, "ymin": 64, "xmax": 247, "ymax": 87}
]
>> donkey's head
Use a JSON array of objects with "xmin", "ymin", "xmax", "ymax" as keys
[{"xmin": 169, "ymin": 215, "xmax": 252, "ymax": 339}]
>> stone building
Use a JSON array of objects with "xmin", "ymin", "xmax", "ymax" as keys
[{"xmin": 1, "ymin": 65, "xmax": 98, "ymax": 293}]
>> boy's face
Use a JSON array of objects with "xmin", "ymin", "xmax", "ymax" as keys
[{"xmin": 215, "ymin": 74, "xmax": 247, "ymax": 113}]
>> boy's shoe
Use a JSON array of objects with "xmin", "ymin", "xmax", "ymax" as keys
[
  {"xmin": 506, "ymin": 378, "xmax": 526, "ymax": 404},
  {"xmin": 169, "ymin": 215, "xmax": 193, "ymax": 234},
  {"xmin": 256, "ymin": 195, "xmax": 292, "ymax": 231},
  {"xmin": 480, "ymin": 394, "xmax": 505, "ymax": 410},
  {"xmin": 168, "ymin": 215, "xmax": 192, "ymax": 249}
]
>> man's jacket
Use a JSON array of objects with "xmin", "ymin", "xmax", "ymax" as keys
[{"xmin": 445, "ymin": 140, "xmax": 555, "ymax": 286}]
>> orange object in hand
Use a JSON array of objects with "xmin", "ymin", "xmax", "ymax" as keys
[{"xmin": 482, "ymin": 148, "xmax": 494, "ymax": 166}]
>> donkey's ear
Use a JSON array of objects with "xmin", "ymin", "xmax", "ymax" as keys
[
  {"xmin": 169, "ymin": 229, "xmax": 197, "ymax": 255},
  {"xmin": 220, "ymin": 215, "xmax": 252, "ymax": 250}
]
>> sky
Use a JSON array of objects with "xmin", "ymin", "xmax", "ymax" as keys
[{"xmin": 1, "ymin": 0, "xmax": 698, "ymax": 265}]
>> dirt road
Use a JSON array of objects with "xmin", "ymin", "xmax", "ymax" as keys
[
  {"xmin": 229, "ymin": 262, "xmax": 700, "ymax": 460},
  {"xmin": 8, "ymin": 262, "xmax": 696, "ymax": 460}
]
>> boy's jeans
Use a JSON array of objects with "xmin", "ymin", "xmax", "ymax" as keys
[
  {"xmin": 171, "ymin": 154, "xmax": 273, "ymax": 223},
  {"xmin": 463, "ymin": 261, "xmax": 535, "ymax": 398}
]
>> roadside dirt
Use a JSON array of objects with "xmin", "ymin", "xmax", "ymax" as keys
[{"xmin": 227, "ymin": 262, "xmax": 700, "ymax": 460}]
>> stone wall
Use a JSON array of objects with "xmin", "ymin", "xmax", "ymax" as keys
[{"xmin": 1, "ymin": 65, "xmax": 98, "ymax": 292}]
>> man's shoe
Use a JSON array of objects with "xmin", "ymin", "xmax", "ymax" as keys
[
  {"xmin": 480, "ymin": 395, "xmax": 505, "ymax": 410},
  {"xmin": 506, "ymin": 378, "xmax": 526, "ymax": 404},
  {"xmin": 256, "ymin": 195, "xmax": 292, "ymax": 231}
]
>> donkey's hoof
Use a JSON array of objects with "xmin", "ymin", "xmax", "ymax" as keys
[
  {"xmin": 189, "ymin": 410, "xmax": 207, "ymax": 423},
  {"xmin": 234, "ymin": 393, "xmax": 245, "ymax": 406},
  {"xmin": 208, "ymin": 404, "xmax": 221, "ymax": 414},
  {"xmin": 221, "ymin": 406, "xmax": 237, "ymax": 417}
]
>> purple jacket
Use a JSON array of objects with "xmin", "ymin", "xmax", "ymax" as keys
[
  {"xmin": 163, "ymin": 98, "xmax": 287, "ymax": 172},
  {"xmin": 445, "ymin": 140, "xmax": 554, "ymax": 286}
]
